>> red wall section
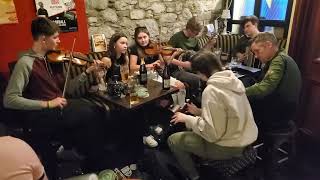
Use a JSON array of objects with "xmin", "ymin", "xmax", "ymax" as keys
[{"xmin": 0, "ymin": 0, "xmax": 89, "ymax": 76}]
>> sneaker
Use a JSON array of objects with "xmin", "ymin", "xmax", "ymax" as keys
[
  {"xmin": 120, "ymin": 165, "xmax": 132, "ymax": 177},
  {"xmin": 143, "ymin": 135, "xmax": 158, "ymax": 148},
  {"xmin": 129, "ymin": 164, "xmax": 142, "ymax": 179},
  {"xmin": 154, "ymin": 126, "xmax": 163, "ymax": 135}
]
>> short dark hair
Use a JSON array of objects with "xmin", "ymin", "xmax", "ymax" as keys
[
  {"xmin": 31, "ymin": 17, "xmax": 60, "ymax": 40},
  {"xmin": 191, "ymin": 50, "xmax": 223, "ymax": 78},
  {"xmin": 240, "ymin": 15, "xmax": 259, "ymax": 28}
]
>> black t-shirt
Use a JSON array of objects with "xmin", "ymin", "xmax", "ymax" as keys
[
  {"xmin": 129, "ymin": 44, "xmax": 159, "ymax": 65},
  {"xmin": 105, "ymin": 55, "xmax": 126, "ymax": 81}
]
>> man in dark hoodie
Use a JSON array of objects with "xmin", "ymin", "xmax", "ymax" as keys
[{"xmin": 3, "ymin": 17, "xmax": 109, "ymax": 172}]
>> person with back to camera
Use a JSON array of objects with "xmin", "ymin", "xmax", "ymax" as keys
[
  {"xmin": 167, "ymin": 50, "xmax": 258, "ymax": 180},
  {"xmin": 3, "ymin": 17, "xmax": 112, "ymax": 173},
  {"xmin": 0, "ymin": 123, "xmax": 48, "ymax": 180}
]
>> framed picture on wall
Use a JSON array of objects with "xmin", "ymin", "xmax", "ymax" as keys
[
  {"xmin": 91, "ymin": 34, "xmax": 107, "ymax": 52},
  {"xmin": 34, "ymin": 0, "xmax": 78, "ymax": 32},
  {"xmin": 0, "ymin": 0, "xmax": 18, "ymax": 24}
]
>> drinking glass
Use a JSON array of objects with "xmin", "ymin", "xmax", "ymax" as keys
[
  {"xmin": 213, "ymin": 48, "xmax": 222, "ymax": 56},
  {"xmin": 147, "ymin": 69, "xmax": 157, "ymax": 80},
  {"xmin": 120, "ymin": 64, "xmax": 129, "ymax": 83},
  {"xmin": 232, "ymin": 57, "xmax": 241, "ymax": 65},
  {"xmin": 95, "ymin": 67, "xmax": 107, "ymax": 92},
  {"xmin": 127, "ymin": 76, "xmax": 139, "ymax": 105}
]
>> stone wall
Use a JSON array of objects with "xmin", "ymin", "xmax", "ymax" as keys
[{"xmin": 85, "ymin": 0, "xmax": 224, "ymax": 47}]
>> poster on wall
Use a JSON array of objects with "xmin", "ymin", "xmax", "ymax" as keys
[
  {"xmin": 0, "ymin": 0, "xmax": 18, "ymax": 25},
  {"xmin": 91, "ymin": 34, "xmax": 107, "ymax": 52},
  {"xmin": 34, "ymin": 0, "xmax": 78, "ymax": 32}
]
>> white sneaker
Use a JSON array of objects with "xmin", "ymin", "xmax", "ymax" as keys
[
  {"xmin": 120, "ymin": 165, "xmax": 132, "ymax": 177},
  {"xmin": 143, "ymin": 135, "xmax": 158, "ymax": 148}
]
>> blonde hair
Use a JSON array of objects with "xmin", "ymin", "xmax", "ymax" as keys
[{"xmin": 253, "ymin": 32, "xmax": 278, "ymax": 46}]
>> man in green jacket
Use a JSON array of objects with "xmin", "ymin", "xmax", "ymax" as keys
[{"xmin": 246, "ymin": 32, "xmax": 301, "ymax": 131}]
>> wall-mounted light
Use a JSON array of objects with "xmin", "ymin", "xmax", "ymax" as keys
[{"xmin": 221, "ymin": 9, "xmax": 231, "ymax": 35}]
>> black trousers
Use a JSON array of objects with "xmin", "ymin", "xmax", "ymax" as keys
[
  {"xmin": 23, "ymin": 98, "xmax": 109, "ymax": 171},
  {"xmin": 248, "ymin": 96, "xmax": 296, "ymax": 132}
]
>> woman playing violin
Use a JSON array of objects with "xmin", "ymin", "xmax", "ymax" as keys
[{"xmin": 129, "ymin": 27, "xmax": 161, "ymax": 71}]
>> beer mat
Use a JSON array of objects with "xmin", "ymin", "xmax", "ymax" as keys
[{"xmin": 135, "ymin": 86, "xmax": 149, "ymax": 98}]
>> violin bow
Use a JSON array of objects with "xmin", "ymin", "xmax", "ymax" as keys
[
  {"xmin": 158, "ymin": 25, "xmax": 166, "ymax": 64},
  {"xmin": 62, "ymin": 38, "xmax": 76, "ymax": 98}
]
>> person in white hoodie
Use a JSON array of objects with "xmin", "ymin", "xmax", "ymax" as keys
[{"xmin": 167, "ymin": 50, "xmax": 258, "ymax": 180}]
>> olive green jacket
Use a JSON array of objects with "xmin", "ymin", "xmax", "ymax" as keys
[{"xmin": 246, "ymin": 50, "xmax": 301, "ymax": 104}]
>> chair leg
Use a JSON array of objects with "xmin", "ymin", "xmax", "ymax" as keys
[
  {"xmin": 263, "ymin": 141, "xmax": 279, "ymax": 179},
  {"xmin": 291, "ymin": 134, "xmax": 296, "ymax": 157},
  {"xmin": 253, "ymin": 143, "xmax": 264, "ymax": 161}
]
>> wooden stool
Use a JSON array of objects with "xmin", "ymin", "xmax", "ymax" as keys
[{"xmin": 199, "ymin": 146, "xmax": 257, "ymax": 179}]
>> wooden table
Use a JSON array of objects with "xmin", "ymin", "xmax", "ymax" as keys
[{"xmin": 95, "ymin": 79, "xmax": 179, "ymax": 109}]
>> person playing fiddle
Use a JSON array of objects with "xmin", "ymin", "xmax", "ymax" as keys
[
  {"xmin": 3, "ymin": 17, "xmax": 111, "ymax": 173},
  {"xmin": 129, "ymin": 27, "xmax": 185, "ymax": 90},
  {"xmin": 129, "ymin": 27, "xmax": 161, "ymax": 71}
]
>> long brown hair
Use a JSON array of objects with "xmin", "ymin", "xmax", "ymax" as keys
[
  {"xmin": 107, "ymin": 32, "xmax": 128, "ymax": 65},
  {"xmin": 134, "ymin": 26, "xmax": 151, "ymax": 58}
]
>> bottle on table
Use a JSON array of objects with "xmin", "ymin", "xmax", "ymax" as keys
[
  {"xmin": 139, "ymin": 57, "xmax": 147, "ymax": 85},
  {"xmin": 162, "ymin": 61, "xmax": 170, "ymax": 90}
]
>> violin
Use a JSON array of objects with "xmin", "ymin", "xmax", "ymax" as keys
[
  {"xmin": 46, "ymin": 49, "xmax": 92, "ymax": 66},
  {"xmin": 144, "ymin": 42, "xmax": 180, "ymax": 56}
]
